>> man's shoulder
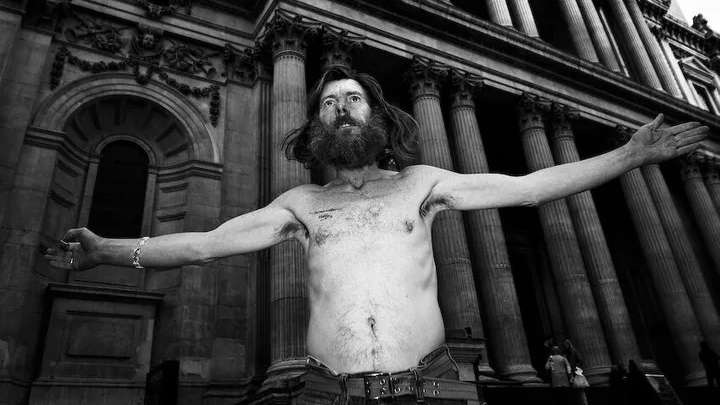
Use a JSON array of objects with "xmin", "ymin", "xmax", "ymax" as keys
[{"xmin": 399, "ymin": 164, "xmax": 449, "ymax": 179}]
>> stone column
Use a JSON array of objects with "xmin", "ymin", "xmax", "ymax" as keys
[
  {"xmin": 603, "ymin": 0, "xmax": 663, "ymax": 90},
  {"xmin": 681, "ymin": 154, "xmax": 720, "ymax": 276},
  {"xmin": 447, "ymin": 70, "xmax": 539, "ymax": 382},
  {"xmin": 507, "ymin": 0, "xmax": 539, "ymax": 37},
  {"xmin": 485, "ymin": 0, "xmax": 513, "ymax": 27},
  {"xmin": 576, "ymin": 0, "xmax": 621, "ymax": 71},
  {"xmin": 516, "ymin": 93, "xmax": 611, "ymax": 384},
  {"xmin": 702, "ymin": 158, "xmax": 720, "ymax": 214},
  {"xmin": 406, "ymin": 57, "xmax": 493, "ymax": 377},
  {"xmin": 640, "ymin": 163, "xmax": 720, "ymax": 351},
  {"xmin": 613, "ymin": 128, "xmax": 705, "ymax": 386},
  {"xmin": 625, "ymin": 0, "xmax": 682, "ymax": 97},
  {"xmin": 557, "ymin": 0, "xmax": 599, "ymax": 63},
  {"xmin": 548, "ymin": 104, "xmax": 640, "ymax": 366},
  {"xmin": 264, "ymin": 11, "xmax": 314, "ymax": 378},
  {"xmin": 317, "ymin": 28, "xmax": 364, "ymax": 183}
]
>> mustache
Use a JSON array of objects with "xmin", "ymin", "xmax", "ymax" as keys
[{"xmin": 332, "ymin": 115, "xmax": 362, "ymax": 129}]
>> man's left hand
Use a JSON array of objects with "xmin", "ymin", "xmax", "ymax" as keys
[{"xmin": 627, "ymin": 114, "xmax": 709, "ymax": 166}]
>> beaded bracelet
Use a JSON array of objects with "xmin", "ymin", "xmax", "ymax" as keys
[{"xmin": 132, "ymin": 237, "xmax": 150, "ymax": 269}]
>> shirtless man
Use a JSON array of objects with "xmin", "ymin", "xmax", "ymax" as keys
[{"xmin": 45, "ymin": 67, "xmax": 708, "ymax": 404}]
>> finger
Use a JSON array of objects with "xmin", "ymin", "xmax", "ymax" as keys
[
  {"xmin": 650, "ymin": 113, "xmax": 664, "ymax": 129},
  {"xmin": 677, "ymin": 143, "xmax": 703, "ymax": 155},
  {"xmin": 62, "ymin": 228, "xmax": 83, "ymax": 244},
  {"xmin": 666, "ymin": 122, "xmax": 702, "ymax": 135},
  {"xmin": 676, "ymin": 132, "xmax": 708, "ymax": 148}
]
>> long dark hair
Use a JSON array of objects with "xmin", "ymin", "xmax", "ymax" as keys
[{"xmin": 283, "ymin": 66, "xmax": 418, "ymax": 168}]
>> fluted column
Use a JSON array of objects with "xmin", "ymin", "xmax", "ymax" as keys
[
  {"xmin": 703, "ymin": 158, "xmax": 720, "ymax": 214},
  {"xmin": 548, "ymin": 104, "xmax": 640, "ymax": 366},
  {"xmin": 516, "ymin": 93, "xmax": 611, "ymax": 384},
  {"xmin": 406, "ymin": 57, "xmax": 493, "ymax": 377},
  {"xmin": 613, "ymin": 128, "xmax": 705, "ymax": 386},
  {"xmin": 604, "ymin": 0, "xmax": 662, "ymax": 89},
  {"xmin": 576, "ymin": 0, "xmax": 621, "ymax": 71},
  {"xmin": 447, "ymin": 71, "xmax": 539, "ymax": 382},
  {"xmin": 640, "ymin": 163, "xmax": 720, "ymax": 351},
  {"xmin": 485, "ymin": 0, "xmax": 514, "ymax": 27},
  {"xmin": 626, "ymin": 0, "xmax": 682, "ymax": 97},
  {"xmin": 657, "ymin": 30, "xmax": 697, "ymax": 103},
  {"xmin": 264, "ymin": 12, "xmax": 313, "ymax": 377},
  {"xmin": 557, "ymin": 0, "xmax": 599, "ymax": 62},
  {"xmin": 681, "ymin": 154, "xmax": 720, "ymax": 276},
  {"xmin": 507, "ymin": 0, "xmax": 539, "ymax": 37}
]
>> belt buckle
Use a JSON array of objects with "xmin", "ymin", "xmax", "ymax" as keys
[{"xmin": 363, "ymin": 372, "xmax": 393, "ymax": 400}]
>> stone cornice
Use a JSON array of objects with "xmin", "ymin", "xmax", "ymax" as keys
[
  {"xmin": 47, "ymin": 282, "xmax": 165, "ymax": 304},
  {"xmin": 156, "ymin": 159, "xmax": 224, "ymax": 182}
]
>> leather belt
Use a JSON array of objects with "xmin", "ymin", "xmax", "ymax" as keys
[{"xmin": 305, "ymin": 370, "xmax": 479, "ymax": 401}]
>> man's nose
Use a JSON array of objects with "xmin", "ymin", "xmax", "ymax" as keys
[{"xmin": 335, "ymin": 100, "xmax": 348, "ymax": 115}]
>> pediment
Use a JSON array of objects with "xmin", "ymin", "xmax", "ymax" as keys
[{"xmin": 679, "ymin": 56, "xmax": 715, "ymax": 87}]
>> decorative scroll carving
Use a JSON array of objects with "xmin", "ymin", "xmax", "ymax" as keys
[
  {"xmin": 164, "ymin": 41, "xmax": 218, "ymax": 78},
  {"xmin": 549, "ymin": 103, "xmax": 579, "ymax": 138},
  {"xmin": 680, "ymin": 152, "xmax": 704, "ymax": 180},
  {"xmin": 515, "ymin": 92, "xmax": 551, "ymax": 131},
  {"xmin": 319, "ymin": 26, "xmax": 364, "ymax": 71},
  {"xmin": 65, "ymin": 18, "xmax": 127, "ymax": 53}
]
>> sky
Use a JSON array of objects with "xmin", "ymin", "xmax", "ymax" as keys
[{"xmin": 674, "ymin": 0, "xmax": 720, "ymax": 30}]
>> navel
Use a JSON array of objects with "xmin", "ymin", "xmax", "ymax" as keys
[{"xmin": 404, "ymin": 220, "xmax": 414, "ymax": 233}]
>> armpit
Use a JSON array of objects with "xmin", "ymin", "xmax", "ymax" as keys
[
  {"xmin": 419, "ymin": 195, "xmax": 453, "ymax": 218},
  {"xmin": 278, "ymin": 220, "xmax": 310, "ymax": 241}
]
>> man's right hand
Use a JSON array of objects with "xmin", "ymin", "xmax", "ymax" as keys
[{"xmin": 43, "ymin": 228, "xmax": 103, "ymax": 271}]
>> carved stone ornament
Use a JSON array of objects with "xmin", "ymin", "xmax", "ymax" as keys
[
  {"xmin": 550, "ymin": 103, "xmax": 579, "ymax": 133},
  {"xmin": 164, "ymin": 41, "xmax": 218, "ymax": 78},
  {"xmin": 405, "ymin": 56, "xmax": 450, "ymax": 100},
  {"xmin": 224, "ymin": 43, "xmax": 256, "ymax": 83},
  {"xmin": 320, "ymin": 26, "xmax": 365, "ymax": 71},
  {"xmin": 262, "ymin": 10, "xmax": 321, "ymax": 58},
  {"xmin": 65, "ymin": 18, "xmax": 127, "ymax": 54},
  {"xmin": 135, "ymin": 0, "xmax": 191, "ymax": 19},
  {"xmin": 130, "ymin": 24, "xmax": 165, "ymax": 62},
  {"xmin": 448, "ymin": 68, "xmax": 483, "ymax": 109},
  {"xmin": 680, "ymin": 152, "xmax": 704, "ymax": 180},
  {"xmin": 612, "ymin": 125, "xmax": 633, "ymax": 148},
  {"xmin": 692, "ymin": 14, "xmax": 709, "ymax": 33}
]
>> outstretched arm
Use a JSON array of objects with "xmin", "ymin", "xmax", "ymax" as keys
[
  {"xmin": 428, "ymin": 114, "xmax": 708, "ymax": 211},
  {"xmin": 44, "ymin": 189, "xmax": 306, "ymax": 270}
]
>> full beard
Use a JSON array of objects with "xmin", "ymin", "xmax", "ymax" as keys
[{"xmin": 308, "ymin": 111, "xmax": 389, "ymax": 170}]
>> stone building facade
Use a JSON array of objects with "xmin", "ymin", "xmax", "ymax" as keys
[{"xmin": 0, "ymin": 0, "xmax": 719, "ymax": 404}]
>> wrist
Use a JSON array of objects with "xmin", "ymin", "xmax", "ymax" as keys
[{"xmin": 619, "ymin": 142, "xmax": 645, "ymax": 168}]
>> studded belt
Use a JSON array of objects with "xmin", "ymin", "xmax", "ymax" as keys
[{"xmin": 304, "ymin": 369, "xmax": 479, "ymax": 401}]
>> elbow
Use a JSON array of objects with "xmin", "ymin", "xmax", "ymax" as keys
[{"xmin": 521, "ymin": 189, "xmax": 541, "ymax": 207}]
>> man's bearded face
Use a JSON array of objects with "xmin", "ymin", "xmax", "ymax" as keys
[{"xmin": 308, "ymin": 109, "xmax": 388, "ymax": 170}]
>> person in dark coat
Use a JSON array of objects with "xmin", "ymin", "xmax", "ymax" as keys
[
  {"xmin": 562, "ymin": 339, "xmax": 584, "ymax": 376},
  {"xmin": 699, "ymin": 341, "xmax": 720, "ymax": 387},
  {"xmin": 546, "ymin": 346, "xmax": 572, "ymax": 404}
]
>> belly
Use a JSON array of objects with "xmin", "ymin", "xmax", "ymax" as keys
[{"xmin": 305, "ymin": 241, "xmax": 445, "ymax": 373}]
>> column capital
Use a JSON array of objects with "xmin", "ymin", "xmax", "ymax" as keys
[
  {"xmin": 549, "ymin": 103, "xmax": 579, "ymax": 140},
  {"xmin": 263, "ymin": 10, "xmax": 320, "ymax": 61},
  {"xmin": 224, "ymin": 43, "xmax": 257, "ymax": 84},
  {"xmin": 612, "ymin": 125, "xmax": 634, "ymax": 148},
  {"xmin": 515, "ymin": 93, "xmax": 550, "ymax": 132},
  {"xmin": 649, "ymin": 24, "xmax": 667, "ymax": 40},
  {"xmin": 680, "ymin": 152, "xmax": 704, "ymax": 180},
  {"xmin": 449, "ymin": 69, "xmax": 483, "ymax": 110},
  {"xmin": 319, "ymin": 26, "xmax": 364, "ymax": 71},
  {"xmin": 405, "ymin": 56, "xmax": 449, "ymax": 101}
]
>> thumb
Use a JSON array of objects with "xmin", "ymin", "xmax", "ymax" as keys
[
  {"xmin": 62, "ymin": 228, "xmax": 84, "ymax": 245},
  {"xmin": 650, "ymin": 113, "xmax": 664, "ymax": 129}
]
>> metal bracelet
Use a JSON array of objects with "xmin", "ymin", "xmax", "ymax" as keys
[{"xmin": 132, "ymin": 236, "xmax": 150, "ymax": 269}]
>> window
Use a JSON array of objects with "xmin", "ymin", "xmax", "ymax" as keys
[{"xmin": 87, "ymin": 141, "xmax": 149, "ymax": 238}]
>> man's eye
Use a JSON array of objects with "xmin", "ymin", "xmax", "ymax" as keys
[
  {"xmin": 349, "ymin": 96, "xmax": 361, "ymax": 102},
  {"xmin": 323, "ymin": 99, "xmax": 336, "ymax": 108}
]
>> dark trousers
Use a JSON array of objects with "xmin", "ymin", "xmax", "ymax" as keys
[{"xmin": 298, "ymin": 345, "xmax": 482, "ymax": 404}]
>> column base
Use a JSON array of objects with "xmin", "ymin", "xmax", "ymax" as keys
[
  {"xmin": 584, "ymin": 365, "xmax": 611, "ymax": 386},
  {"xmin": 499, "ymin": 366, "xmax": 543, "ymax": 383}
]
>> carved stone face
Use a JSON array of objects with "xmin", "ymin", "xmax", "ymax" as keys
[{"xmin": 141, "ymin": 33, "xmax": 155, "ymax": 49}]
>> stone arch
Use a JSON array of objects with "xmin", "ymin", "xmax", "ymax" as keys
[{"xmin": 31, "ymin": 72, "xmax": 221, "ymax": 163}]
